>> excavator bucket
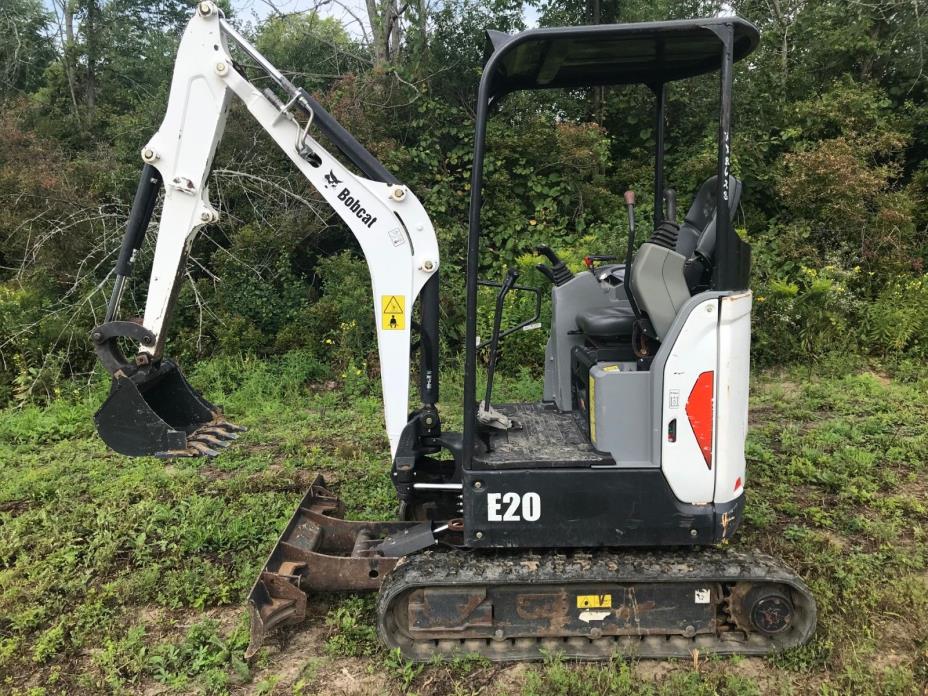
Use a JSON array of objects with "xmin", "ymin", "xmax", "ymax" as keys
[{"xmin": 94, "ymin": 359, "xmax": 244, "ymax": 458}]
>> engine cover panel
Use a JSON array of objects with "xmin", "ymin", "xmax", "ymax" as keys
[{"xmin": 461, "ymin": 467, "xmax": 743, "ymax": 548}]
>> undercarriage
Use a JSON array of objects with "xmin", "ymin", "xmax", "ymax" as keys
[{"xmin": 247, "ymin": 478, "xmax": 816, "ymax": 661}]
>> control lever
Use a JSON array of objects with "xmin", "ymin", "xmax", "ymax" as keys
[
  {"xmin": 535, "ymin": 264, "xmax": 556, "ymax": 284},
  {"xmin": 478, "ymin": 268, "xmax": 519, "ymax": 430},
  {"xmin": 583, "ymin": 255, "xmax": 619, "ymax": 273},
  {"xmin": 535, "ymin": 245, "xmax": 574, "ymax": 287},
  {"xmin": 664, "ymin": 189, "xmax": 677, "ymax": 223}
]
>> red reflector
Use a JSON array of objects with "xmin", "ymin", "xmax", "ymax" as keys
[
  {"xmin": 734, "ymin": 476, "xmax": 742, "ymax": 491},
  {"xmin": 685, "ymin": 371, "xmax": 714, "ymax": 470}
]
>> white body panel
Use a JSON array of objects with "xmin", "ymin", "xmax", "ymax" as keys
[
  {"xmin": 659, "ymin": 292, "xmax": 753, "ymax": 506},
  {"xmin": 138, "ymin": 4, "xmax": 439, "ymax": 457},
  {"xmin": 660, "ymin": 297, "xmax": 718, "ymax": 504},
  {"xmin": 713, "ymin": 291, "xmax": 752, "ymax": 504}
]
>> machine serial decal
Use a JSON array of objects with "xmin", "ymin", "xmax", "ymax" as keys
[
  {"xmin": 337, "ymin": 187, "xmax": 377, "ymax": 227},
  {"xmin": 386, "ymin": 227, "xmax": 406, "ymax": 247},
  {"xmin": 487, "ymin": 492, "xmax": 541, "ymax": 522},
  {"xmin": 381, "ymin": 295, "xmax": 405, "ymax": 330}
]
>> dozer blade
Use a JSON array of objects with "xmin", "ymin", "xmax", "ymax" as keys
[
  {"xmin": 94, "ymin": 359, "xmax": 245, "ymax": 458},
  {"xmin": 245, "ymin": 475, "xmax": 421, "ymax": 658}
]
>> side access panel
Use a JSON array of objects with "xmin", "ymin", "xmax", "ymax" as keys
[
  {"xmin": 461, "ymin": 467, "xmax": 743, "ymax": 548},
  {"xmin": 660, "ymin": 296, "xmax": 719, "ymax": 504}
]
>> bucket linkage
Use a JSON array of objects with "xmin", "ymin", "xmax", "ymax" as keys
[{"xmin": 91, "ymin": 165, "xmax": 243, "ymax": 458}]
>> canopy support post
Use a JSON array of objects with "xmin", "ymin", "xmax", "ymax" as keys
[{"xmin": 653, "ymin": 81, "xmax": 666, "ymax": 228}]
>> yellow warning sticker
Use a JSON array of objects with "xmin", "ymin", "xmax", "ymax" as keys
[
  {"xmin": 381, "ymin": 295, "xmax": 405, "ymax": 330},
  {"xmin": 577, "ymin": 594, "xmax": 612, "ymax": 609}
]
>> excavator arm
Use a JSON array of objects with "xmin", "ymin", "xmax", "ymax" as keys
[{"xmin": 92, "ymin": 2, "xmax": 439, "ymax": 459}]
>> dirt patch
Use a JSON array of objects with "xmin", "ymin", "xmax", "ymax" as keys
[
  {"xmin": 323, "ymin": 662, "xmax": 388, "ymax": 696},
  {"xmin": 633, "ymin": 658, "xmax": 680, "ymax": 683},
  {"xmin": 245, "ymin": 620, "xmax": 326, "ymax": 695},
  {"xmin": 490, "ymin": 662, "xmax": 530, "ymax": 694},
  {"xmin": 725, "ymin": 656, "xmax": 787, "ymax": 690},
  {"xmin": 0, "ymin": 498, "xmax": 29, "ymax": 514},
  {"xmin": 868, "ymin": 371, "xmax": 894, "ymax": 388},
  {"xmin": 871, "ymin": 649, "xmax": 910, "ymax": 673}
]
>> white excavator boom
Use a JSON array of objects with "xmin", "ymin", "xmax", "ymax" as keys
[{"xmin": 96, "ymin": 2, "xmax": 439, "ymax": 458}]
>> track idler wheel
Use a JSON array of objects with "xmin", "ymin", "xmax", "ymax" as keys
[
  {"xmin": 746, "ymin": 587, "xmax": 794, "ymax": 635},
  {"xmin": 729, "ymin": 583, "xmax": 795, "ymax": 636}
]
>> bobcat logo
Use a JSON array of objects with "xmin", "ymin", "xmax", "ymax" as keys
[{"xmin": 324, "ymin": 170, "xmax": 342, "ymax": 189}]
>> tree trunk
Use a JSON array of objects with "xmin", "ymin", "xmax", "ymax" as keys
[
  {"xmin": 365, "ymin": 0, "xmax": 388, "ymax": 65},
  {"xmin": 769, "ymin": 0, "xmax": 797, "ymax": 87},
  {"xmin": 85, "ymin": 0, "xmax": 98, "ymax": 120},
  {"xmin": 388, "ymin": 0, "xmax": 403, "ymax": 64},
  {"xmin": 366, "ymin": 0, "xmax": 405, "ymax": 67},
  {"xmin": 60, "ymin": 0, "xmax": 81, "ymax": 126}
]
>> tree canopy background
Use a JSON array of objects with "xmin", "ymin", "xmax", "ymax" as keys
[{"xmin": 0, "ymin": 0, "xmax": 926, "ymax": 404}]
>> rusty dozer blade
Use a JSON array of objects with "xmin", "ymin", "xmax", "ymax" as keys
[
  {"xmin": 93, "ymin": 359, "xmax": 245, "ymax": 458},
  {"xmin": 245, "ymin": 475, "xmax": 421, "ymax": 658}
]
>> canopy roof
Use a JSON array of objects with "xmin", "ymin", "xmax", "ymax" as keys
[{"xmin": 484, "ymin": 17, "xmax": 759, "ymax": 94}]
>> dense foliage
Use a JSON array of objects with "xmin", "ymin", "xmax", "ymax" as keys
[{"xmin": 0, "ymin": 0, "xmax": 926, "ymax": 404}]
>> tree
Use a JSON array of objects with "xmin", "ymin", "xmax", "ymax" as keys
[{"xmin": 0, "ymin": 0, "xmax": 54, "ymax": 100}]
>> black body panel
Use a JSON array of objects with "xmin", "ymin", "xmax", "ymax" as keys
[{"xmin": 462, "ymin": 467, "xmax": 744, "ymax": 548}]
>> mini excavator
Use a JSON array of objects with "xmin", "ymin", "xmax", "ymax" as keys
[{"xmin": 92, "ymin": 2, "xmax": 816, "ymax": 661}]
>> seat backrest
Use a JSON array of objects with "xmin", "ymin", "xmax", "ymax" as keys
[
  {"xmin": 626, "ymin": 176, "xmax": 742, "ymax": 340},
  {"xmin": 674, "ymin": 175, "xmax": 742, "ymax": 261}
]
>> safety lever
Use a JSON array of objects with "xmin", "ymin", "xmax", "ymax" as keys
[
  {"xmin": 484, "ymin": 268, "xmax": 518, "ymax": 413},
  {"xmin": 476, "ymin": 268, "xmax": 534, "ymax": 431}
]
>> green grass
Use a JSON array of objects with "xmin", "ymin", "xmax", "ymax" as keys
[{"xmin": 1, "ymin": 351, "xmax": 927, "ymax": 694}]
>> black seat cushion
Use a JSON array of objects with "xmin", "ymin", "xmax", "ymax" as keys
[{"xmin": 575, "ymin": 303, "xmax": 636, "ymax": 338}]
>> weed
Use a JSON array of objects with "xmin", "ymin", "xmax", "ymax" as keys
[
  {"xmin": 522, "ymin": 653, "xmax": 639, "ymax": 696},
  {"xmin": 0, "ymin": 355, "xmax": 926, "ymax": 693},
  {"xmin": 385, "ymin": 648, "xmax": 424, "ymax": 691},
  {"xmin": 323, "ymin": 596, "xmax": 380, "ymax": 657}
]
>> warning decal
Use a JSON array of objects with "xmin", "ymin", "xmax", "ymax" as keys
[
  {"xmin": 576, "ymin": 594, "xmax": 612, "ymax": 609},
  {"xmin": 381, "ymin": 295, "xmax": 405, "ymax": 330}
]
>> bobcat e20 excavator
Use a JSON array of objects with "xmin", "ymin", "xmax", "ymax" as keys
[{"xmin": 91, "ymin": 2, "xmax": 817, "ymax": 661}]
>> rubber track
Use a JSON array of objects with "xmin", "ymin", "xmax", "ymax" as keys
[{"xmin": 377, "ymin": 547, "xmax": 817, "ymax": 662}]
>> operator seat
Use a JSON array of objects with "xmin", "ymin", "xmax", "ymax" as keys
[{"xmin": 575, "ymin": 175, "xmax": 742, "ymax": 342}]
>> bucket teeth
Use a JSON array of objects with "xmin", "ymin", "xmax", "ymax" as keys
[
  {"xmin": 197, "ymin": 426, "xmax": 240, "ymax": 441},
  {"xmin": 154, "ymin": 419, "xmax": 246, "ymax": 458},
  {"xmin": 192, "ymin": 433, "xmax": 227, "ymax": 448},
  {"xmin": 211, "ymin": 420, "xmax": 247, "ymax": 433},
  {"xmin": 179, "ymin": 418, "xmax": 246, "ymax": 457},
  {"xmin": 188, "ymin": 441, "xmax": 221, "ymax": 457}
]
